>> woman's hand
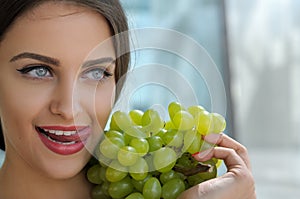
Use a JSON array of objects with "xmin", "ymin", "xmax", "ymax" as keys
[{"xmin": 178, "ymin": 133, "xmax": 256, "ymax": 199}]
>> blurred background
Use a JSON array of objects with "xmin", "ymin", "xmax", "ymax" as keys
[{"xmin": 121, "ymin": 0, "xmax": 300, "ymax": 198}]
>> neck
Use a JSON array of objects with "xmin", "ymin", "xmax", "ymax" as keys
[{"xmin": 0, "ymin": 153, "xmax": 92, "ymax": 199}]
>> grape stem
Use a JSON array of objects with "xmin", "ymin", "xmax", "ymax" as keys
[{"xmin": 173, "ymin": 163, "xmax": 212, "ymax": 176}]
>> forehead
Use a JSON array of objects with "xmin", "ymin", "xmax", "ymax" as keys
[
  {"xmin": 16, "ymin": 1, "xmax": 110, "ymax": 36},
  {"xmin": 0, "ymin": 1, "xmax": 115, "ymax": 64},
  {"xmin": 25, "ymin": 2, "xmax": 91, "ymax": 19}
]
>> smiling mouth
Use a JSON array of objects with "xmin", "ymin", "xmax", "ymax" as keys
[
  {"xmin": 36, "ymin": 125, "xmax": 92, "ymax": 155},
  {"xmin": 36, "ymin": 126, "xmax": 89, "ymax": 145}
]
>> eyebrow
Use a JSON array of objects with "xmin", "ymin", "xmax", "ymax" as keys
[
  {"xmin": 10, "ymin": 52, "xmax": 60, "ymax": 66},
  {"xmin": 81, "ymin": 57, "xmax": 115, "ymax": 68},
  {"xmin": 9, "ymin": 52, "xmax": 115, "ymax": 68}
]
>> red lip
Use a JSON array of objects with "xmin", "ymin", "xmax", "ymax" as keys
[{"xmin": 36, "ymin": 125, "xmax": 91, "ymax": 155}]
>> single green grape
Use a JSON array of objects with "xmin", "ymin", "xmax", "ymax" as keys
[
  {"xmin": 141, "ymin": 109, "xmax": 164, "ymax": 135},
  {"xmin": 172, "ymin": 110, "xmax": 195, "ymax": 131},
  {"xmin": 161, "ymin": 178, "xmax": 186, "ymax": 199},
  {"xmin": 211, "ymin": 112, "xmax": 226, "ymax": 133},
  {"xmin": 159, "ymin": 170, "xmax": 181, "ymax": 185},
  {"xmin": 164, "ymin": 120, "xmax": 175, "ymax": 130},
  {"xmin": 182, "ymin": 129, "xmax": 202, "ymax": 154},
  {"xmin": 111, "ymin": 110, "xmax": 133, "ymax": 131},
  {"xmin": 153, "ymin": 147, "xmax": 177, "ymax": 173},
  {"xmin": 125, "ymin": 192, "xmax": 145, "ymax": 199},
  {"xmin": 129, "ymin": 109, "xmax": 144, "ymax": 126},
  {"xmin": 161, "ymin": 129, "xmax": 176, "ymax": 145},
  {"xmin": 104, "ymin": 130, "xmax": 124, "ymax": 141},
  {"xmin": 143, "ymin": 177, "xmax": 162, "ymax": 199},
  {"xmin": 161, "ymin": 129, "xmax": 183, "ymax": 148},
  {"xmin": 168, "ymin": 101, "xmax": 184, "ymax": 120},
  {"xmin": 109, "ymin": 112, "xmax": 122, "ymax": 132},
  {"xmin": 129, "ymin": 138, "xmax": 149, "ymax": 156},
  {"xmin": 87, "ymin": 164, "xmax": 103, "ymax": 184},
  {"xmin": 129, "ymin": 157, "xmax": 149, "ymax": 181},
  {"xmin": 105, "ymin": 160, "xmax": 128, "ymax": 182},
  {"xmin": 196, "ymin": 110, "xmax": 212, "ymax": 135},
  {"xmin": 108, "ymin": 176, "xmax": 134, "ymax": 199},
  {"xmin": 147, "ymin": 135, "xmax": 164, "ymax": 152},
  {"xmin": 125, "ymin": 125, "xmax": 148, "ymax": 139},
  {"xmin": 118, "ymin": 146, "xmax": 139, "ymax": 166},
  {"xmin": 187, "ymin": 105, "xmax": 206, "ymax": 117},
  {"xmin": 99, "ymin": 137, "xmax": 125, "ymax": 159}
]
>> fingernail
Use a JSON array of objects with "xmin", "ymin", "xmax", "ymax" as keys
[
  {"xmin": 192, "ymin": 152, "xmax": 200, "ymax": 157},
  {"xmin": 192, "ymin": 150, "xmax": 210, "ymax": 159}
]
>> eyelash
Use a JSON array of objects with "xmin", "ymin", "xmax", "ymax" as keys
[
  {"xmin": 16, "ymin": 65, "xmax": 113, "ymax": 82},
  {"xmin": 80, "ymin": 67, "xmax": 113, "ymax": 83},
  {"xmin": 16, "ymin": 65, "xmax": 53, "ymax": 80}
]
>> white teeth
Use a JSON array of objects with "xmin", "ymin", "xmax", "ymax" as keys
[
  {"xmin": 44, "ymin": 129, "xmax": 76, "ymax": 136},
  {"xmin": 49, "ymin": 130, "xmax": 56, "ymax": 134},
  {"xmin": 57, "ymin": 130, "xmax": 64, "ymax": 135},
  {"xmin": 43, "ymin": 134, "xmax": 76, "ymax": 145},
  {"xmin": 63, "ymin": 131, "xmax": 73, "ymax": 136},
  {"xmin": 62, "ymin": 141, "xmax": 76, "ymax": 145}
]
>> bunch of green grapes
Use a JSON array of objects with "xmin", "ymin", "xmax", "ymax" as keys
[{"xmin": 86, "ymin": 102, "xmax": 226, "ymax": 199}]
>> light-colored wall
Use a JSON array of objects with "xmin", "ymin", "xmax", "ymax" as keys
[
  {"xmin": 0, "ymin": 150, "xmax": 4, "ymax": 167},
  {"xmin": 226, "ymin": 1, "xmax": 300, "ymax": 198},
  {"xmin": 226, "ymin": 0, "xmax": 300, "ymax": 149}
]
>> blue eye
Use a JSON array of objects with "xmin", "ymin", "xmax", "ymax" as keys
[
  {"xmin": 33, "ymin": 67, "xmax": 49, "ymax": 77},
  {"xmin": 82, "ymin": 68, "xmax": 112, "ymax": 81},
  {"xmin": 16, "ymin": 65, "xmax": 52, "ymax": 79}
]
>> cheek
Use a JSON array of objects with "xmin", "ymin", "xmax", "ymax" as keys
[
  {"xmin": 0, "ymin": 84, "xmax": 42, "ymax": 127},
  {"xmin": 0, "ymin": 84, "xmax": 50, "ymax": 120},
  {"xmin": 94, "ymin": 82, "xmax": 116, "ymax": 130},
  {"xmin": 0, "ymin": 82, "xmax": 49, "ymax": 150},
  {"xmin": 0, "ymin": 78, "xmax": 57, "ymax": 147}
]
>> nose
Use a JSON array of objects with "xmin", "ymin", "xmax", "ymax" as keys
[{"xmin": 49, "ymin": 79, "xmax": 81, "ymax": 121}]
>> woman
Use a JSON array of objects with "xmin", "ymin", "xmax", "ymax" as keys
[{"xmin": 0, "ymin": 0, "xmax": 256, "ymax": 198}]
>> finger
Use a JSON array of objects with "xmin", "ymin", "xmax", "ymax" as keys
[
  {"xmin": 204, "ymin": 133, "xmax": 252, "ymax": 170},
  {"xmin": 193, "ymin": 146, "xmax": 247, "ymax": 171}
]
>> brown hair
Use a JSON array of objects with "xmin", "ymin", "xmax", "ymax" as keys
[{"xmin": 0, "ymin": 0, "xmax": 130, "ymax": 150}]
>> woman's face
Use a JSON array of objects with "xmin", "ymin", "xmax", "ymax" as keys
[{"xmin": 0, "ymin": 2, "xmax": 116, "ymax": 178}]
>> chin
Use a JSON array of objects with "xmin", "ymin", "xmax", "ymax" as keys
[{"xmin": 37, "ymin": 149, "xmax": 92, "ymax": 180}]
